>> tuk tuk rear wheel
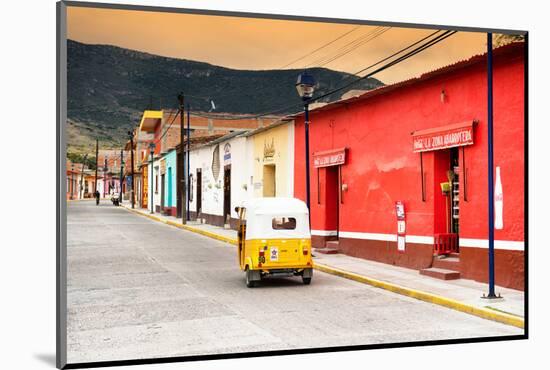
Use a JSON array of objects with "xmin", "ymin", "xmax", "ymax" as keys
[
  {"xmin": 302, "ymin": 276, "xmax": 312, "ymax": 285},
  {"xmin": 245, "ymin": 269, "xmax": 256, "ymax": 288}
]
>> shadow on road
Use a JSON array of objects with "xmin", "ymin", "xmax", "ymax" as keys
[{"xmin": 251, "ymin": 276, "xmax": 310, "ymax": 289}]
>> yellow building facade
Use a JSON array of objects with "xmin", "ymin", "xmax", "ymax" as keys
[{"xmin": 247, "ymin": 120, "xmax": 295, "ymax": 198}]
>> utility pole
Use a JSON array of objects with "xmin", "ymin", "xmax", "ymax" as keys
[
  {"xmin": 149, "ymin": 142, "xmax": 156, "ymax": 214},
  {"xmin": 70, "ymin": 163, "xmax": 75, "ymax": 200},
  {"xmin": 103, "ymin": 156, "xmax": 107, "ymax": 198},
  {"xmin": 187, "ymin": 102, "xmax": 191, "ymax": 222},
  {"xmin": 79, "ymin": 154, "xmax": 88, "ymax": 199},
  {"xmin": 94, "ymin": 139, "xmax": 98, "ymax": 194},
  {"xmin": 305, "ymin": 101, "xmax": 311, "ymax": 214},
  {"xmin": 129, "ymin": 131, "xmax": 135, "ymax": 209},
  {"xmin": 119, "ymin": 149, "xmax": 124, "ymax": 204},
  {"xmin": 178, "ymin": 93, "xmax": 187, "ymax": 225}
]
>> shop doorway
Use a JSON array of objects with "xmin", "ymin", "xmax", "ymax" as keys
[
  {"xmin": 263, "ymin": 164, "xmax": 276, "ymax": 197},
  {"xmin": 325, "ymin": 165, "xmax": 340, "ymax": 239},
  {"xmin": 176, "ymin": 151, "xmax": 183, "ymax": 218},
  {"xmin": 223, "ymin": 165, "xmax": 231, "ymax": 225},
  {"xmin": 433, "ymin": 148, "xmax": 460, "ymax": 254},
  {"xmin": 160, "ymin": 173, "xmax": 165, "ymax": 213},
  {"xmin": 167, "ymin": 168, "xmax": 173, "ymax": 211},
  {"xmin": 196, "ymin": 168, "xmax": 202, "ymax": 216},
  {"xmin": 142, "ymin": 166, "xmax": 148, "ymax": 208}
]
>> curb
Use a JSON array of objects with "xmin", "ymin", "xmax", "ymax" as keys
[
  {"xmin": 314, "ymin": 262, "xmax": 524, "ymax": 329},
  {"xmin": 122, "ymin": 206, "xmax": 523, "ymax": 329}
]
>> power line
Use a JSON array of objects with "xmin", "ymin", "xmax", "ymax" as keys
[
  {"xmin": 191, "ymin": 30, "xmax": 457, "ymax": 121},
  {"xmin": 305, "ymin": 27, "xmax": 390, "ymax": 68},
  {"xmin": 312, "ymin": 29, "xmax": 443, "ymax": 97},
  {"xmin": 313, "ymin": 30, "xmax": 457, "ymax": 102},
  {"xmin": 304, "ymin": 27, "xmax": 383, "ymax": 67},
  {"xmin": 353, "ymin": 29, "xmax": 442, "ymax": 77},
  {"xmin": 152, "ymin": 109, "xmax": 180, "ymax": 144},
  {"xmin": 278, "ymin": 25, "xmax": 360, "ymax": 69},
  {"xmin": 315, "ymin": 27, "xmax": 392, "ymax": 68}
]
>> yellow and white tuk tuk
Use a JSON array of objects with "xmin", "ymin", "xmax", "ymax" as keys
[{"xmin": 235, "ymin": 197, "xmax": 313, "ymax": 287}]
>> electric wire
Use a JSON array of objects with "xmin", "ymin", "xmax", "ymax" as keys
[
  {"xmin": 189, "ymin": 30, "xmax": 457, "ymax": 121},
  {"xmin": 278, "ymin": 25, "xmax": 360, "ymax": 69},
  {"xmin": 152, "ymin": 109, "xmax": 180, "ymax": 144},
  {"xmin": 306, "ymin": 27, "xmax": 391, "ymax": 68},
  {"xmin": 312, "ymin": 30, "xmax": 457, "ymax": 102},
  {"xmin": 312, "ymin": 29, "xmax": 443, "ymax": 96}
]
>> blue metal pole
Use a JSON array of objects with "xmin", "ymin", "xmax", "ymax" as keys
[
  {"xmin": 486, "ymin": 32, "xmax": 496, "ymax": 298},
  {"xmin": 186, "ymin": 103, "xmax": 191, "ymax": 221},
  {"xmin": 150, "ymin": 152, "xmax": 154, "ymax": 214},
  {"xmin": 305, "ymin": 102, "xmax": 311, "ymax": 224}
]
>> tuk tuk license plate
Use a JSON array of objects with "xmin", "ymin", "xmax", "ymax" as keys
[{"xmin": 270, "ymin": 247, "xmax": 278, "ymax": 262}]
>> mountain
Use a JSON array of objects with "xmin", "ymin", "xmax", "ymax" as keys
[{"xmin": 67, "ymin": 39, "xmax": 384, "ymax": 153}]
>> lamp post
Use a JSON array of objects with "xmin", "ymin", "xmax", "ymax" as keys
[
  {"xmin": 70, "ymin": 163, "xmax": 75, "ymax": 200},
  {"xmin": 187, "ymin": 102, "xmax": 191, "ymax": 222},
  {"xmin": 119, "ymin": 149, "xmax": 124, "ymax": 204},
  {"xmin": 79, "ymin": 154, "xmax": 87, "ymax": 200},
  {"xmin": 128, "ymin": 131, "xmax": 135, "ymax": 209},
  {"xmin": 178, "ymin": 93, "xmax": 187, "ymax": 225},
  {"xmin": 149, "ymin": 142, "xmax": 156, "ymax": 214},
  {"xmin": 295, "ymin": 71, "xmax": 316, "ymax": 219}
]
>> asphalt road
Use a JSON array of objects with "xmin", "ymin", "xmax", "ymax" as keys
[{"xmin": 67, "ymin": 201, "xmax": 522, "ymax": 363}]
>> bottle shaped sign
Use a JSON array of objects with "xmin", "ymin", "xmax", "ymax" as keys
[{"xmin": 494, "ymin": 166, "xmax": 503, "ymax": 230}]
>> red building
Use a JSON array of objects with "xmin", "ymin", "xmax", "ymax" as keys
[{"xmin": 294, "ymin": 42, "xmax": 525, "ymax": 291}]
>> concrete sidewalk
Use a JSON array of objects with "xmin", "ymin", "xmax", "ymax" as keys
[{"xmin": 121, "ymin": 203, "xmax": 524, "ymax": 328}]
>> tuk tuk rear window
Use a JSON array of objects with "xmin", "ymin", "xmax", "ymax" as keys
[{"xmin": 272, "ymin": 217, "xmax": 296, "ymax": 230}]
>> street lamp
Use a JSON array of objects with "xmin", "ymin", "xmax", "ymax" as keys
[
  {"xmin": 119, "ymin": 154, "xmax": 125, "ymax": 204},
  {"xmin": 128, "ymin": 130, "xmax": 135, "ymax": 209},
  {"xmin": 70, "ymin": 163, "xmax": 75, "ymax": 200},
  {"xmin": 149, "ymin": 142, "xmax": 156, "ymax": 214},
  {"xmin": 295, "ymin": 71, "xmax": 316, "ymax": 217},
  {"xmin": 103, "ymin": 164, "xmax": 108, "ymax": 198}
]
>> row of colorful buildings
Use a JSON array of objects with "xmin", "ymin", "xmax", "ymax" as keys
[
  {"xmin": 85, "ymin": 42, "xmax": 525, "ymax": 290},
  {"xmin": 66, "ymin": 149, "xmax": 126, "ymax": 200}
]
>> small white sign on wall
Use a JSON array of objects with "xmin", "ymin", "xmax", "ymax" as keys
[
  {"xmin": 397, "ymin": 220, "xmax": 406, "ymax": 234},
  {"xmin": 397, "ymin": 236, "xmax": 406, "ymax": 252}
]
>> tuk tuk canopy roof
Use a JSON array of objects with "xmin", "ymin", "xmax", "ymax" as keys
[
  {"xmin": 242, "ymin": 198, "xmax": 310, "ymax": 240},
  {"xmin": 243, "ymin": 197, "xmax": 309, "ymax": 216}
]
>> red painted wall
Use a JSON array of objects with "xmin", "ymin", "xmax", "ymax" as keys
[{"xmin": 294, "ymin": 44, "xmax": 525, "ymax": 289}]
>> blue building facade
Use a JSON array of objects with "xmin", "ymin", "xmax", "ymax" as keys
[{"xmin": 162, "ymin": 149, "xmax": 178, "ymax": 216}]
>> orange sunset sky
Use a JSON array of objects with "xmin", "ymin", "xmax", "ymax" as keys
[{"xmin": 67, "ymin": 6, "xmax": 493, "ymax": 84}]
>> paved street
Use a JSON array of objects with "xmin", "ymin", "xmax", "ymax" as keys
[{"xmin": 67, "ymin": 201, "xmax": 522, "ymax": 363}]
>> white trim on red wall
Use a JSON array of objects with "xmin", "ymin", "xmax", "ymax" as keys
[
  {"xmin": 311, "ymin": 230, "xmax": 338, "ymax": 236},
  {"xmin": 313, "ymin": 230, "xmax": 524, "ymax": 251},
  {"xmin": 459, "ymin": 238, "xmax": 524, "ymax": 251}
]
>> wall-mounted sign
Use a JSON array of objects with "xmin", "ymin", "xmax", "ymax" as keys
[
  {"xmin": 212, "ymin": 145, "xmax": 220, "ymax": 181},
  {"xmin": 224, "ymin": 143, "xmax": 231, "ymax": 165},
  {"xmin": 313, "ymin": 148, "xmax": 346, "ymax": 168},
  {"xmin": 395, "ymin": 201, "xmax": 406, "ymax": 252},
  {"xmin": 412, "ymin": 121, "xmax": 475, "ymax": 153},
  {"xmin": 263, "ymin": 138, "xmax": 275, "ymax": 162}
]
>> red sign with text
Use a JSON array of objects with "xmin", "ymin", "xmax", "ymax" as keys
[
  {"xmin": 313, "ymin": 148, "xmax": 346, "ymax": 168},
  {"xmin": 412, "ymin": 121, "xmax": 474, "ymax": 153}
]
